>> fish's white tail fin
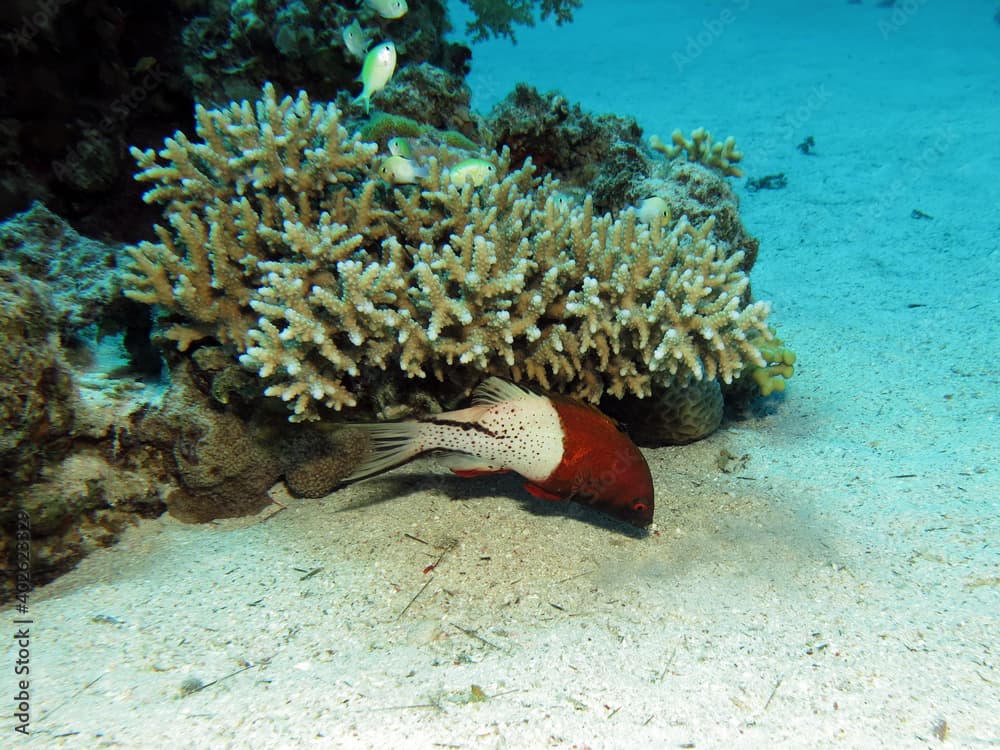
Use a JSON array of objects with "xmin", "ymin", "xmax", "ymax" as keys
[{"xmin": 341, "ymin": 422, "xmax": 424, "ymax": 483}]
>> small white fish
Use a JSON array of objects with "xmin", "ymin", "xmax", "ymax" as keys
[
  {"xmin": 636, "ymin": 196, "xmax": 671, "ymax": 225},
  {"xmin": 450, "ymin": 158, "xmax": 496, "ymax": 188},
  {"xmin": 378, "ymin": 155, "xmax": 428, "ymax": 184},
  {"xmin": 353, "ymin": 40, "xmax": 396, "ymax": 114},
  {"xmin": 364, "ymin": 0, "xmax": 408, "ymax": 19},
  {"xmin": 342, "ymin": 20, "xmax": 373, "ymax": 60},
  {"xmin": 387, "ymin": 136, "xmax": 412, "ymax": 158}
]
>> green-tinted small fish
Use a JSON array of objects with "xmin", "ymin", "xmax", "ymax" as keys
[
  {"xmin": 342, "ymin": 19, "xmax": 373, "ymax": 60},
  {"xmin": 636, "ymin": 196, "xmax": 671, "ymax": 225},
  {"xmin": 450, "ymin": 158, "xmax": 496, "ymax": 188},
  {"xmin": 353, "ymin": 41, "xmax": 396, "ymax": 115},
  {"xmin": 364, "ymin": 0, "xmax": 408, "ymax": 19},
  {"xmin": 379, "ymin": 155, "xmax": 428, "ymax": 184},
  {"xmin": 387, "ymin": 137, "xmax": 412, "ymax": 158}
]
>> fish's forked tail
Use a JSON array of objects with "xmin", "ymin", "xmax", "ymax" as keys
[
  {"xmin": 340, "ymin": 421, "xmax": 424, "ymax": 484},
  {"xmin": 352, "ymin": 91, "xmax": 371, "ymax": 114}
]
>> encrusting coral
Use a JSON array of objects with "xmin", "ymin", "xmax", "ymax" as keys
[
  {"xmin": 125, "ymin": 83, "xmax": 774, "ymax": 421},
  {"xmin": 605, "ymin": 375, "xmax": 724, "ymax": 446}
]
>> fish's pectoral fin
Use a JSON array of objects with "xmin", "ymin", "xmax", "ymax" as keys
[
  {"xmin": 523, "ymin": 482, "xmax": 565, "ymax": 501},
  {"xmin": 437, "ymin": 452, "xmax": 504, "ymax": 476}
]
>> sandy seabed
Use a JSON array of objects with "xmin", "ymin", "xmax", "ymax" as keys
[{"xmin": 5, "ymin": 1, "xmax": 999, "ymax": 748}]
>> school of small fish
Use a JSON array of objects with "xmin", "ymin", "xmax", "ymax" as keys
[{"xmin": 345, "ymin": 0, "xmax": 408, "ymax": 113}]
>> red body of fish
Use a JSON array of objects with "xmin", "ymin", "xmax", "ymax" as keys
[{"xmin": 343, "ymin": 378, "xmax": 654, "ymax": 526}]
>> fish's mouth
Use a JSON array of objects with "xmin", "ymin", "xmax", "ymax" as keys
[
  {"xmin": 578, "ymin": 495, "xmax": 654, "ymax": 527},
  {"xmin": 610, "ymin": 510, "xmax": 653, "ymax": 528},
  {"xmin": 623, "ymin": 511, "xmax": 654, "ymax": 528}
]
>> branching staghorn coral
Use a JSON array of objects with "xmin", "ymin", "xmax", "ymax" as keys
[
  {"xmin": 650, "ymin": 127, "xmax": 744, "ymax": 178},
  {"xmin": 125, "ymin": 83, "xmax": 773, "ymax": 421}
]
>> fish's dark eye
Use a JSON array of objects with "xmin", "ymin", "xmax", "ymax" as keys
[{"xmin": 632, "ymin": 501, "xmax": 648, "ymax": 514}]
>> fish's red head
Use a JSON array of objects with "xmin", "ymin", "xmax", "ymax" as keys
[
  {"xmin": 549, "ymin": 400, "xmax": 656, "ymax": 527},
  {"xmin": 580, "ymin": 454, "xmax": 655, "ymax": 527}
]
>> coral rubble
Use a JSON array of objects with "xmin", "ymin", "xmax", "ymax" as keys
[{"xmin": 125, "ymin": 83, "xmax": 774, "ymax": 422}]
